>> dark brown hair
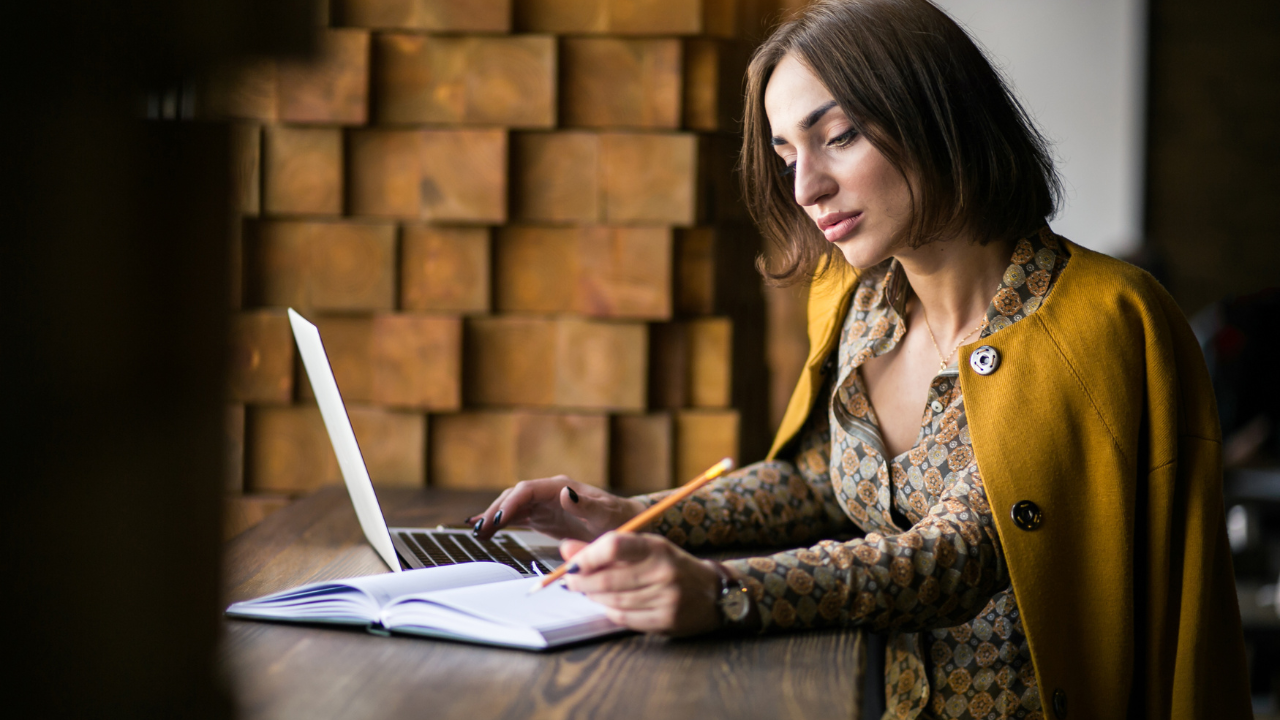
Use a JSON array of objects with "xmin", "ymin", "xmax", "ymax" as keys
[{"xmin": 742, "ymin": 0, "xmax": 1062, "ymax": 285}]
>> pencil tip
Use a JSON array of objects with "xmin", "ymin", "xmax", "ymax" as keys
[{"xmin": 526, "ymin": 582, "xmax": 543, "ymax": 595}]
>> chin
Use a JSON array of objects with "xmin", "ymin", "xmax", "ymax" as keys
[{"xmin": 834, "ymin": 237, "xmax": 893, "ymax": 271}]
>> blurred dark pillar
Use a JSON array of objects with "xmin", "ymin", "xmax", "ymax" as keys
[
  {"xmin": 1146, "ymin": 0, "xmax": 1280, "ymax": 312},
  {"xmin": 1, "ymin": 1, "xmax": 312, "ymax": 716}
]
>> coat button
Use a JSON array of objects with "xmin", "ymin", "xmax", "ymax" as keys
[
  {"xmin": 1011, "ymin": 500, "xmax": 1043, "ymax": 530},
  {"xmin": 969, "ymin": 345, "xmax": 1000, "ymax": 375},
  {"xmin": 1052, "ymin": 688, "xmax": 1068, "ymax": 718}
]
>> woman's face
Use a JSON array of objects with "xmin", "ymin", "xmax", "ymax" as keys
[{"xmin": 764, "ymin": 54, "xmax": 912, "ymax": 269}]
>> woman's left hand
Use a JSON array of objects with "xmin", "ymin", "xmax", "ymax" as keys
[{"xmin": 559, "ymin": 532, "xmax": 722, "ymax": 636}]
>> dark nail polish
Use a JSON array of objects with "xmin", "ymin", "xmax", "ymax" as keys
[
  {"xmin": 472, "ymin": 517, "xmax": 484, "ymax": 536},
  {"xmin": 463, "ymin": 516, "xmax": 474, "ymax": 525},
  {"xmin": 567, "ymin": 487, "xmax": 579, "ymax": 503},
  {"xmin": 566, "ymin": 563, "xmax": 580, "ymax": 574},
  {"xmin": 493, "ymin": 509, "xmax": 504, "ymax": 528}
]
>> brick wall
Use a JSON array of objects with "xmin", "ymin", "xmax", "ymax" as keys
[{"xmin": 209, "ymin": 0, "xmax": 812, "ymax": 538}]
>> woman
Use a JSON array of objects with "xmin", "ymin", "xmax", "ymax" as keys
[{"xmin": 472, "ymin": 1, "xmax": 1251, "ymax": 717}]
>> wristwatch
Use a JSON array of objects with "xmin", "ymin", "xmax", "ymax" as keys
[{"xmin": 712, "ymin": 562, "xmax": 753, "ymax": 628}]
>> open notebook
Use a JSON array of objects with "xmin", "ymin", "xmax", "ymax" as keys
[{"xmin": 226, "ymin": 563, "xmax": 624, "ymax": 650}]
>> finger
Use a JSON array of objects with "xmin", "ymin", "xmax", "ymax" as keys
[
  {"xmin": 504, "ymin": 477, "xmax": 575, "ymax": 521},
  {"xmin": 557, "ymin": 483, "xmax": 616, "ymax": 523},
  {"xmin": 472, "ymin": 488, "xmax": 515, "ymax": 539},
  {"xmin": 562, "ymin": 531, "xmax": 626, "ymax": 576},
  {"xmin": 480, "ymin": 479, "xmax": 564, "ymax": 539},
  {"xmin": 553, "ymin": 485, "xmax": 610, "ymax": 541},
  {"xmin": 560, "ymin": 538, "xmax": 588, "ymax": 561},
  {"xmin": 566, "ymin": 566, "xmax": 651, "ymax": 595},
  {"xmin": 563, "ymin": 534, "xmax": 660, "ymax": 583},
  {"xmin": 484, "ymin": 487, "xmax": 516, "ymax": 523},
  {"xmin": 601, "ymin": 607, "xmax": 674, "ymax": 634},
  {"xmin": 566, "ymin": 548, "xmax": 675, "ymax": 595},
  {"xmin": 468, "ymin": 487, "xmax": 513, "ymax": 526},
  {"xmin": 581, "ymin": 584, "xmax": 668, "ymax": 611},
  {"xmin": 571, "ymin": 532, "xmax": 657, "ymax": 572}
]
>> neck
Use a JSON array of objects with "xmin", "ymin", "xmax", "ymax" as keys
[{"xmin": 894, "ymin": 235, "xmax": 1011, "ymax": 344}]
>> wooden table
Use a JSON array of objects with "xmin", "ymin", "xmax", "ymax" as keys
[{"xmin": 222, "ymin": 486, "xmax": 861, "ymax": 719}]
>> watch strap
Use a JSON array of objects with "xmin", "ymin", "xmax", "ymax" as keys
[{"xmin": 711, "ymin": 561, "xmax": 755, "ymax": 629}]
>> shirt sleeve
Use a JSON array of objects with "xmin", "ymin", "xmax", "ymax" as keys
[
  {"xmin": 722, "ymin": 463, "xmax": 1008, "ymax": 634},
  {"xmin": 631, "ymin": 406, "xmax": 853, "ymax": 549}
]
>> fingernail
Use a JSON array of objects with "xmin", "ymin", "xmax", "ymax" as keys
[
  {"xmin": 493, "ymin": 509, "xmax": 504, "ymax": 528},
  {"xmin": 472, "ymin": 518, "xmax": 484, "ymax": 536},
  {"xmin": 566, "ymin": 563, "xmax": 580, "ymax": 574},
  {"xmin": 463, "ymin": 516, "xmax": 474, "ymax": 525},
  {"xmin": 567, "ymin": 487, "xmax": 579, "ymax": 503}
]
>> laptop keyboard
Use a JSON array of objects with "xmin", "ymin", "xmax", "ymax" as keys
[{"xmin": 401, "ymin": 531, "xmax": 553, "ymax": 575}]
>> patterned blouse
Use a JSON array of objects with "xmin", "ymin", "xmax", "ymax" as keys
[{"xmin": 637, "ymin": 229, "xmax": 1069, "ymax": 720}]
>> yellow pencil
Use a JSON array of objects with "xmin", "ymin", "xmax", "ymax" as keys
[{"xmin": 527, "ymin": 457, "xmax": 736, "ymax": 594}]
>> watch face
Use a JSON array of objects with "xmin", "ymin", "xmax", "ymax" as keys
[{"xmin": 721, "ymin": 586, "xmax": 750, "ymax": 623}]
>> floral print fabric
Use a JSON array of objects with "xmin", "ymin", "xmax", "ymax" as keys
[{"xmin": 637, "ymin": 229, "xmax": 1069, "ymax": 720}]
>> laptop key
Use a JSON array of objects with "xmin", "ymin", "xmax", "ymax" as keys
[
  {"xmin": 441, "ymin": 535, "xmax": 480, "ymax": 563},
  {"xmin": 412, "ymin": 533, "xmax": 459, "ymax": 566},
  {"xmin": 476, "ymin": 538, "xmax": 523, "ymax": 569},
  {"xmin": 407, "ymin": 531, "xmax": 550, "ymax": 574},
  {"xmin": 458, "ymin": 534, "xmax": 522, "ymax": 571},
  {"xmin": 498, "ymin": 537, "xmax": 549, "ymax": 574},
  {"xmin": 400, "ymin": 533, "xmax": 437, "ymax": 567}
]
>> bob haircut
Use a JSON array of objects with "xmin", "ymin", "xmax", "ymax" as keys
[{"xmin": 742, "ymin": 0, "xmax": 1062, "ymax": 285}]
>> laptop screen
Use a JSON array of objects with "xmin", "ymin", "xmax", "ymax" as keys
[{"xmin": 288, "ymin": 308, "xmax": 402, "ymax": 573}]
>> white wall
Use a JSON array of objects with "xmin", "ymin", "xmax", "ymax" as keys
[{"xmin": 932, "ymin": 0, "xmax": 1147, "ymax": 257}]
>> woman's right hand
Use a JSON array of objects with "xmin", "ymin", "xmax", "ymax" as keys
[{"xmin": 468, "ymin": 475, "xmax": 645, "ymax": 543}]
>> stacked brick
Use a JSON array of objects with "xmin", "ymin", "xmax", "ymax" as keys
[{"xmin": 212, "ymin": 0, "xmax": 787, "ymax": 538}]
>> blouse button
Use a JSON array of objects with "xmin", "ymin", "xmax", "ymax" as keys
[
  {"xmin": 1052, "ymin": 688, "xmax": 1068, "ymax": 718},
  {"xmin": 930, "ymin": 401, "xmax": 944, "ymax": 413},
  {"xmin": 969, "ymin": 345, "xmax": 1001, "ymax": 375},
  {"xmin": 1011, "ymin": 500, "xmax": 1043, "ymax": 531}
]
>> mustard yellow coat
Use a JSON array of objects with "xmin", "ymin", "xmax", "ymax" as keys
[{"xmin": 767, "ymin": 240, "xmax": 1252, "ymax": 718}]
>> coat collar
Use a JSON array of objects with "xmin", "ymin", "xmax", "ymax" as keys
[{"xmin": 769, "ymin": 227, "xmax": 1068, "ymax": 459}]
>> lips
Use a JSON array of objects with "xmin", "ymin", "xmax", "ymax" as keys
[{"xmin": 816, "ymin": 211, "xmax": 863, "ymax": 243}]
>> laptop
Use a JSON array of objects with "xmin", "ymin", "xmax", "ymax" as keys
[{"xmin": 287, "ymin": 308, "xmax": 563, "ymax": 577}]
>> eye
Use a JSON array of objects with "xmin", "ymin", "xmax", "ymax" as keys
[
  {"xmin": 780, "ymin": 161, "xmax": 797, "ymax": 180},
  {"xmin": 828, "ymin": 129, "xmax": 857, "ymax": 148}
]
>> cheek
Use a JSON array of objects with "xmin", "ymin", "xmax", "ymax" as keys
[
  {"xmin": 840, "ymin": 145, "xmax": 910, "ymax": 215},
  {"xmin": 881, "ymin": 171, "xmax": 912, "ymax": 216},
  {"xmin": 863, "ymin": 157, "xmax": 910, "ymax": 213}
]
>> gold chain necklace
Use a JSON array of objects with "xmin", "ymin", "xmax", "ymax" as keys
[{"xmin": 919, "ymin": 300, "xmax": 987, "ymax": 371}]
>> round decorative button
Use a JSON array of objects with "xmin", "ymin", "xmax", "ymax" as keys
[
  {"xmin": 1011, "ymin": 500, "xmax": 1043, "ymax": 531},
  {"xmin": 930, "ymin": 401, "xmax": 944, "ymax": 413},
  {"xmin": 969, "ymin": 345, "xmax": 1001, "ymax": 375},
  {"xmin": 1052, "ymin": 689, "xmax": 1068, "ymax": 718}
]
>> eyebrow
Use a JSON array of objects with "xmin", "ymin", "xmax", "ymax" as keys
[{"xmin": 770, "ymin": 100, "xmax": 839, "ymax": 146}]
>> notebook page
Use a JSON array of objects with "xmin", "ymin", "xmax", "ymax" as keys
[
  {"xmin": 226, "ymin": 582, "xmax": 380, "ymax": 624},
  {"xmin": 381, "ymin": 577, "xmax": 621, "ymax": 646},
  {"xmin": 226, "ymin": 562, "xmax": 521, "ymax": 623},
  {"xmin": 341, "ymin": 563, "xmax": 521, "ymax": 605}
]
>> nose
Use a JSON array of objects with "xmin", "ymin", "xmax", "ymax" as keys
[{"xmin": 792, "ymin": 153, "xmax": 837, "ymax": 208}]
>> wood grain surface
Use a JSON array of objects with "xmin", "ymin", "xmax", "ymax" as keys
[
  {"xmin": 560, "ymin": 38, "xmax": 681, "ymax": 129},
  {"xmin": 494, "ymin": 225, "xmax": 672, "ymax": 320},
  {"xmin": 228, "ymin": 310, "xmax": 294, "ymax": 404},
  {"xmin": 245, "ymin": 407, "xmax": 425, "ymax": 493},
  {"xmin": 375, "ymin": 34, "xmax": 555, "ymax": 127},
  {"xmin": 222, "ymin": 486, "xmax": 859, "ymax": 719},
  {"xmin": 334, "ymin": 0, "xmax": 512, "ymax": 32},
  {"xmin": 262, "ymin": 126, "xmax": 343, "ymax": 215},
  {"xmin": 429, "ymin": 411, "xmax": 609, "ymax": 489}
]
